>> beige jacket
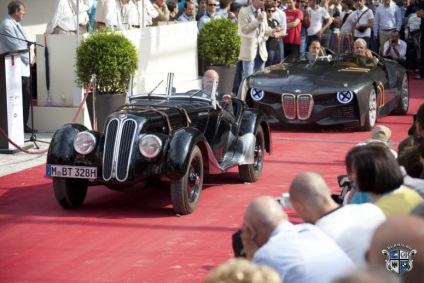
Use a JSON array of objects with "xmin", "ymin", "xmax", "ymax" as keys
[{"xmin": 238, "ymin": 6, "xmax": 273, "ymax": 62}]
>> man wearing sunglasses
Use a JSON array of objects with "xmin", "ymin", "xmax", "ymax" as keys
[
  {"xmin": 238, "ymin": 0, "xmax": 283, "ymax": 79},
  {"xmin": 198, "ymin": 0, "xmax": 221, "ymax": 31}
]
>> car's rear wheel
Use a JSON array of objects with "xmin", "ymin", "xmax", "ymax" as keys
[
  {"xmin": 53, "ymin": 177, "xmax": 88, "ymax": 209},
  {"xmin": 362, "ymin": 87, "xmax": 377, "ymax": 131},
  {"xmin": 238, "ymin": 125, "xmax": 265, "ymax": 182},
  {"xmin": 170, "ymin": 145, "xmax": 203, "ymax": 215},
  {"xmin": 392, "ymin": 74, "xmax": 409, "ymax": 115}
]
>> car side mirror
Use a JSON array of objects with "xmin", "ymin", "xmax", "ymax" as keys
[{"xmin": 222, "ymin": 94, "xmax": 232, "ymax": 105}]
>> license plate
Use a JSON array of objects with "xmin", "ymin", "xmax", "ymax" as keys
[{"xmin": 46, "ymin": 164, "xmax": 97, "ymax": 179}]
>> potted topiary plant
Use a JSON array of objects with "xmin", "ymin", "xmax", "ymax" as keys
[
  {"xmin": 75, "ymin": 29, "xmax": 138, "ymax": 132},
  {"xmin": 198, "ymin": 18, "xmax": 240, "ymax": 94}
]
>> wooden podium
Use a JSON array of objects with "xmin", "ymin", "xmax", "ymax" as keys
[{"xmin": 0, "ymin": 50, "xmax": 33, "ymax": 154}]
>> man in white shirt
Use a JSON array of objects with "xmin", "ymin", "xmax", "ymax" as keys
[
  {"xmin": 46, "ymin": 0, "xmax": 92, "ymax": 34},
  {"xmin": 94, "ymin": 0, "xmax": 120, "ymax": 29},
  {"xmin": 131, "ymin": 0, "xmax": 159, "ymax": 27},
  {"xmin": 383, "ymin": 30, "xmax": 407, "ymax": 68},
  {"xmin": 289, "ymin": 171, "xmax": 386, "ymax": 263},
  {"xmin": 241, "ymin": 195, "xmax": 354, "ymax": 283},
  {"xmin": 306, "ymin": 0, "xmax": 332, "ymax": 48},
  {"xmin": 352, "ymin": 0, "xmax": 374, "ymax": 48}
]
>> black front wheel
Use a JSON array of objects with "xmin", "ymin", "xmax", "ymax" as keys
[
  {"xmin": 170, "ymin": 146, "xmax": 204, "ymax": 215},
  {"xmin": 238, "ymin": 125, "xmax": 265, "ymax": 182},
  {"xmin": 53, "ymin": 177, "xmax": 88, "ymax": 209}
]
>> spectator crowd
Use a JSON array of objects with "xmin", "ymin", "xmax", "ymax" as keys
[
  {"xmin": 206, "ymin": 104, "xmax": 424, "ymax": 282},
  {"xmin": 18, "ymin": 0, "xmax": 424, "ymax": 92},
  {"xmin": 2, "ymin": 1, "xmax": 424, "ymax": 282}
]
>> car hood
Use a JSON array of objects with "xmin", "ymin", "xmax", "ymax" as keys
[{"xmin": 249, "ymin": 63, "xmax": 369, "ymax": 93}]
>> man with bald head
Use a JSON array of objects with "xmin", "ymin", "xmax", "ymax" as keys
[
  {"xmin": 241, "ymin": 195, "xmax": 354, "ymax": 283},
  {"xmin": 367, "ymin": 215, "xmax": 424, "ymax": 283},
  {"xmin": 289, "ymin": 172, "xmax": 386, "ymax": 263},
  {"xmin": 203, "ymin": 69, "xmax": 235, "ymax": 123}
]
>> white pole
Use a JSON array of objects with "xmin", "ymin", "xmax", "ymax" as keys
[
  {"xmin": 77, "ymin": 0, "xmax": 80, "ymax": 45},
  {"xmin": 141, "ymin": 0, "xmax": 145, "ymax": 28}
]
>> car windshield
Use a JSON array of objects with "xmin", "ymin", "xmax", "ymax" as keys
[
  {"xmin": 282, "ymin": 52, "xmax": 377, "ymax": 68},
  {"xmin": 130, "ymin": 73, "xmax": 217, "ymax": 100}
]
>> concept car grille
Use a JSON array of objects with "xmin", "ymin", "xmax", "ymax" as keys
[
  {"xmin": 103, "ymin": 118, "xmax": 137, "ymax": 181},
  {"xmin": 281, "ymin": 93, "xmax": 314, "ymax": 120}
]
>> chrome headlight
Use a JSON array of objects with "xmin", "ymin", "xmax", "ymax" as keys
[
  {"xmin": 139, "ymin": 134, "xmax": 162, "ymax": 159},
  {"xmin": 74, "ymin": 132, "xmax": 96, "ymax": 155},
  {"xmin": 336, "ymin": 91, "xmax": 355, "ymax": 104}
]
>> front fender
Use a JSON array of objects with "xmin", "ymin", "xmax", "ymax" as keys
[
  {"xmin": 166, "ymin": 127, "xmax": 205, "ymax": 179},
  {"xmin": 240, "ymin": 109, "xmax": 272, "ymax": 154},
  {"xmin": 47, "ymin": 124, "xmax": 102, "ymax": 167}
]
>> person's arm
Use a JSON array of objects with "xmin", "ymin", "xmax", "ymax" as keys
[
  {"xmin": 287, "ymin": 18, "xmax": 301, "ymax": 29},
  {"xmin": 46, "ymin": 0, "xmax": 61, "ymax": 34},
  {"xmin": 317, "ymin": 10, "xmax": 332, "ymax": 36},
  {"xmin": 395, "ymin": 5, "xmax": 403, "ymax": 31},
  {"xmin": 303, "ymin": 7, "xmax": 311, "ymax": 29},
  {"xmin": 373, "ymin": 9, "xmax": 379, "ymax": 38},
  {"xmin": 384, "ymin": 40, "xmax": 392, "ymax": 57},
  {"xmin": 239, "ymin": 8, "xmax": 262, "ymax": 35},
  {"xmin": 154, "ymin": 2, "xmax": 170, "ymax": 21}
]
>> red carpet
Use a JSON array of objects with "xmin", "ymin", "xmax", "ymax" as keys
[{"xmin": 0, "ymin": 78, "xmax": 423, "ymax": 282}]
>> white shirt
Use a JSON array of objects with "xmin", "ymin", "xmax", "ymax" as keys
[
  {"xmin": 274, "ymin": 7, "xmax": 287, "ymax": 37},
  {"xmin": 95, "ymin": 0, "xmax": 119, "ymax": 27},
  {"xmin": 132, "ymin": 0, "xmax": 159, "ymax": 27},
  {"xmin": 340, "ymin": 10, "xmax": 355, "ymax": 34},
  {"xmin": 253, "ymin": 221, "xmax": 354, "ymax": 283},
  {"xmin": 307, "ymin": 6, "xmax": 330, "ymax": 36},
  {"xmin": 46, "ymin": 0, "xmax": 78, "ymax": 33},
  {"xmin": 383, "ymin": 39, "xmax": 407, "ymax": 60},
  {"xmin": 315, "ymin": 204, "xmax": 386, "ymax": 263},
  {"xmin": 352, "ymin": 6, "xmax": 374, "ymax": 38}
]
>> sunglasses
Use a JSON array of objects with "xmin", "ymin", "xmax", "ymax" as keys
[
  {"xmin": 208, "ymin": 3, "xmax": 218, "ymax": 6},
  {"xmin": 267, "ymin": 9, "xmax": 276, "ymax": 12}
]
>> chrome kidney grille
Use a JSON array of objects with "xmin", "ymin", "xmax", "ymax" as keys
[
  {"xmin": 103, "ymin": 118, "xmax": 137, "ymax": 181},
  {"xmin": 281, "ymin": 93, "xmax": 314, "ymax": 120}
]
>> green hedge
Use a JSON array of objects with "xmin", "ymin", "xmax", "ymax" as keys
[
  {"xmin": 75, "ymin": 30, "xmax": 138, "ymax": 95},
  {"xmin": 198, "ymin": 18, "xmax": 240, "ymax": 67}
]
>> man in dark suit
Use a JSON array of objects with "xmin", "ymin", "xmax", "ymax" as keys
[
  {"xmin": 0, "ymin": 1, "xmax": 34, "ymax": 133},
  {"xmin": 203, "ymin": 69, "xmax": 235, "ymax": 123}
]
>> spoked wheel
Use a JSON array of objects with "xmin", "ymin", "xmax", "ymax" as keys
[
  {"xmin": 392, "ymin": 74, "xmax": 409, "ymax": 115},
  {"xmin": 170, "ymin": 145, "xmax": 204, "ymax": 215},
  {"xmin": 362, "ymin": 87, "xmax": 377, "ymax": 131},
  {"xmin": 53, "ymin": 177, "xmax": 88, "ymax": 209},
  {"xmin": 238, "ymin": 125, "xmax": 265, "ymax": 182}
]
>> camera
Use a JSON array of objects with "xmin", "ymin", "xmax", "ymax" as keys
[{"xmin": 331, "ymin": 175, "xmax": 352, "ymax": 204}]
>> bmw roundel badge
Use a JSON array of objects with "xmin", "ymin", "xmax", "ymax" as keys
[{"xmin": 250, "ymin": 88, "xmax": 265, "ymax": 101}]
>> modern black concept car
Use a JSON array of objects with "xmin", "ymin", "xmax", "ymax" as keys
[
  {"xmin": 238, "ymin": 51, "xmax": 409, "ymax": 131},
  {"xmin": 46, "ymin": 74, "xmax": 271, "ymax": 215}
]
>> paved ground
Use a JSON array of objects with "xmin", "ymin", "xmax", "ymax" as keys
[{"xmin": 0, "ymin": 132, "xmax": 53, "ymax": 177}]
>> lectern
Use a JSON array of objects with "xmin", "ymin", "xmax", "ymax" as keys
[{"xmin": 0, "ymin": 50, "xmax": 33, "ymax": 154}]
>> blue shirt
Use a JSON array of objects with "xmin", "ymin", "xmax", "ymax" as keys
[
  {"xmin": 373, "ymin": 2, "xmax": 402, "ymax": 35},
  {"xmin": 253, "ymin": 222, "xmax": 354, "ymax": 283}
]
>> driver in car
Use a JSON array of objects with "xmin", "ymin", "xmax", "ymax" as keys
[
  {"xmin": 203, "ymin": 70, "xmax": 236, "ymax": 123},
  {"xmin": 306, "ymin": 40, "xmax": 322, "ymax": 63},
  {"xmin": 353, "ymin": 38, "xmax": 378, "ymax": 67}
]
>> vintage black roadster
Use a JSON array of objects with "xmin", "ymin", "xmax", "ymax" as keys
[
  {"xmin": 238, "ymin": 51, "xmax": 409, "ymax": 131},
  {"xmin": 46, "ymin": 74, "xmax": 271, "ymax": 215}
]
